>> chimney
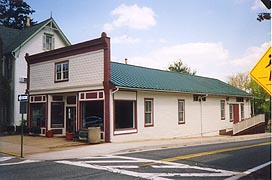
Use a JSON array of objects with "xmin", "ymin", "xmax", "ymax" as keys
[
  {"xmin": 125, "ymin": 58, "xmax": 128, "ymax": 64},
  {"xmin": 26, "ymin": 17, "xmax": 30, "ymax": 27}
]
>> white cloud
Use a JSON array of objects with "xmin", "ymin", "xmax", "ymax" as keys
[
  {"xmin": 251, "ymin": 0, "xmax": 267, "ymax": 10},
  {"xmin": 112, "ymin": 35, "xmax": 141, "ymax": 44},
  {"xmin": 115, "ymin": 42, "xmax": 270, "ymax": 82},
  {"xmin": 103, "ymin": 4, "xmax": 156, "ymax": 31},
  {"xmin": 231, "ymin": 42, "xmax": 270, "ymax": 68}
]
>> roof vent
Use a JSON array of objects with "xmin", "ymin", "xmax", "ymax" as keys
[{"xmin": 125, "ymin": 58, "xmax": 128, "ymax": 64}]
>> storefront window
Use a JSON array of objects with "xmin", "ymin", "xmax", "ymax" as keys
[
  {"xmin": 81, "ymin": 101, "xmax": 104, "ymax": 129},
  {"xmin": 30, "ymin": 103, "xmax": 45, "ymax": 127},
  {"xmin": 51, "ymin": 102, "xmax": 64, "ymax": 128},
  {"xmin": 115, "ymin": 100, "xmax": 136, "ymax": 129}
]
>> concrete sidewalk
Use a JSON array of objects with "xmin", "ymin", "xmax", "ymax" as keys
[{"xmin": 0, "ymin": 133, "xmax": 271, "ymax": 160}]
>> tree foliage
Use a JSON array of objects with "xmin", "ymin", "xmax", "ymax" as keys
[
  {"xmin": 227, "ymin": 72, "xmax": 250, "ymax": 92},
  {"xmin": 0, "ymin": 0, "xmax": 36, "ymax": 29},
  {"xmin": 227, "ymin": 72, "xmax": 271, "ymax": 121},
  {"xmin": 168, "ymin": 59, "xmax": 196, "ymax": 75}
]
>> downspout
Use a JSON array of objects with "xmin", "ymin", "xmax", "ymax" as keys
[
  {"xmin": 199, "ymin": 94, "xmax": 208, "ymax": 137},
  {"xmin": 10, "ymin": 51, "xmax": 16, "ymax": 126},
  {"xmin": 112, "ymin": 86, "xmax": 120, "ymax": 94}
]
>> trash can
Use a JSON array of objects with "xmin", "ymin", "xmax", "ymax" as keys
[{"xmin": 88, "ymin": 127, "xmax": 101, "ymax": 144}]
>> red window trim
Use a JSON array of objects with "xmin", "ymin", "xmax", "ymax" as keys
[
  {"xmin": 144, "ymin": 98, "xmax": 154, "ymax": 127},
  {"xmin": 178, "ymin": 99, "xmax": 185, "ymax": 124},
  {"xmin": 220, "ymin": 100, "xmax": 226, "ymax": 120}
]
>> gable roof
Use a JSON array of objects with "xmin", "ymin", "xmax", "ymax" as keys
[
  {"xmin": 110, "ymin": 62, "xmax": 251, "ymax": 97},
  {"xmin": 0, "ymin": 18, "xmax": 70, "ymax": 54}
]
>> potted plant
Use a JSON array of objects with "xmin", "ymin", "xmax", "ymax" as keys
[
  {"xmin": 66, "ymin": 127, "xmax": 73, "ymax": 140},
  {"xmin": 46, "ymin": 130, "xmax": 54, "ymax": 138}
]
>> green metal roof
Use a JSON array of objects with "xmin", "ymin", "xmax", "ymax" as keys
[
  {"xmin": 0, "ymin": 18, "xmax": 70, "ymax": 54},
  {"xmin": 110, "ymin": 62, "xmax": 251, "ymax": 97}
]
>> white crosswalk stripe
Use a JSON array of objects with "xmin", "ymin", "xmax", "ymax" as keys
[
  {"xmin": 0, "ymin": 155, "xmax": 40, "ymax": 166},
  {"xmin": 56, "ymin": 155, "xmax": 240, "ymax": 179}
]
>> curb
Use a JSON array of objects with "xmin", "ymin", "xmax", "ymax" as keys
[{"xmin": 0, "ymin": 150, "xmax": 21, "ymax": 158}]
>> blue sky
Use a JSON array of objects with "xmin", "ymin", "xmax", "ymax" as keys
[{"xmin": 25, "ymin": 0, "xmax": 271, "ymax": 81}]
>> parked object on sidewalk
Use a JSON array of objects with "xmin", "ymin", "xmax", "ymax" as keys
[
  {"xmin": 66, "ymin": 132, "xmax": 73, "ymax": 140},
  {"xmin": 46, "ymin": 130, "xmax": 54, "ymax": 138},
  {"xmin": 88, "ymin": 127, "xmax": 101, "ymax": 144}
]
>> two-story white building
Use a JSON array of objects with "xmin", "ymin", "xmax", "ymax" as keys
[
  {"xmin": 25, "ymin": 33, "xmax": 255, "ymax": 142},
  {"xmin": 0, "ymin": 18, "xmax": 70, "ymax": 129}
]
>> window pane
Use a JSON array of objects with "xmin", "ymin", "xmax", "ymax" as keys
[
  {"xmin": 81, "ymin": 101, "xmax": 104, "ymax": 129},
  {"xmin": 178, "ymin": 100, "xmax": 185, "ymax": 123},
  {"xmin": 179, "ymin": 112, "xmax": 183, "ymax": 122},
  {"xmin": 51, "ymin": 102, "xmax": 64, "ymax": 128},
  {"xmin": 31, "ymin": 103, "xmax": 45, "ymax": 127},
  {"xmin": 55, "ymin": 62, "xmax": 69, "ymax": 81},
  {"xmin": 115, "ymin": 101, "xmax": 135, "ymax": 129},
  {"xmin": 63, "ymin": 71, "xmax": 68, "ymax": 79},
  {"xmin": 56, "ymin": 64, "xmax": 61, "ymax": 72},
  {"xmin": 145, "ymin": 113, "xmax": 151, "ymax": 124}
]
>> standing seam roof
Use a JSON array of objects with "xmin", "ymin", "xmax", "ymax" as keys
[{"xmin": 110, "ymin": 62, "xmax": 251, "ymax": 97}]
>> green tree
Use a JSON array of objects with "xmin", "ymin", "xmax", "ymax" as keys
[
  {"xmin": 0, "ymin": 34, "xmax": 4, "ymax": 131},
  {"xmin": 0, "ymin": 0, "xmax": 36, "ymax": 29},
  {"xmin": 168, "ymin": 59, "xmax": 196, "ymax": 75},
  {"xmin": 227, "ymin": 72, "xmax": 271, "ymax": 128}
]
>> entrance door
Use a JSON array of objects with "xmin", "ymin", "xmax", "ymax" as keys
[
  {"xmin": 233, "ymin": 104, "xmax": 239, "ymax": 124},
  {"xmin": 66, "ymin": 107, "xmax": 76, "ymax": 133}
]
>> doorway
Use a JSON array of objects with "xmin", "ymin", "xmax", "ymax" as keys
[
  {"xmin": 66, "ymin": 107, "xmax": 76, "ymax": 133},
  {"xmin": 233, "ymin": 104, "xmax": 239, "ymax": 124}
]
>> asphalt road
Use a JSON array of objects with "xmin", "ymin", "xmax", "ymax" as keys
[{"xmin": 0, "ymin": 137, "xmax": 271, "ymax": 180}]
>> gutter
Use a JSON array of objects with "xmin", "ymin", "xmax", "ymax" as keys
[
  {"xmin": 110, "ymin": 86, "xmax": 252, "ymax": 98},
  {"xmin": 112, "ymin": 86, "xmax": 120, "ymax": 94}
]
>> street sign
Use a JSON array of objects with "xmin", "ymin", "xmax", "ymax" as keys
[
  {"xmin": 250, "ymin": 46, "xmax": 271, "ymax": 95},
  {"xmin": 18, "ymin": 94, "xmax": 28, "ymax": 102}
]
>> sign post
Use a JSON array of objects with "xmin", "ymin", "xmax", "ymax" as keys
[
  {"xmin": 250, "ymin": 46, "xmax": 271, "ymax": 95},
  {"xmin": 18, "ymin": 94, "xmax": 28, "ymax": 158}
]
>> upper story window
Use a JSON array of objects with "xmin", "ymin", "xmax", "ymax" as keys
[
  {"xmin": 220, "ymin": 100, "xmax": 225, "ymax": 120},
  {"xmin": 43, "ymin": 33, "xmax": 55, "ymax": 50},
  {"xmin": 144, "ymin": 98, "xmax": 154, "ymax": 127},
  {"xmin": 55, "ymin": 61, "xmax": 69, "ymax": 82}
]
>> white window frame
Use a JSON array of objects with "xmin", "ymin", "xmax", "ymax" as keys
[
  {"xmin": 220, "ymin": 100, "xmax": 225, "ymax": 120},
  {"xmin": 55, "ymin": 61, "xmax": 69, "ymax": 82},
  {"xmin": 43, "ymin": 33, "xmax": 55, "ymax": 50},
  {"xmin": 241, "ymin": 103, "xmax": 245, "ymax": 120},
  {"xmin": 229, "ymin": 104, "xmax": 234, "ymax": 122}
]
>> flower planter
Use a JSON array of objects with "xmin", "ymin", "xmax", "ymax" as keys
[
  {"xmin": 66, "ymin": 132, "xmax": 73, "ymax": 141},
  {"xmin": 46, "ymin": 130, "xmax": 54, "ymax": 138}
]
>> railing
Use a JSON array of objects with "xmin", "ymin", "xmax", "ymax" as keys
[{"xmin": 233, "ymin": 114, "xmax": 265, "ymax": 135}]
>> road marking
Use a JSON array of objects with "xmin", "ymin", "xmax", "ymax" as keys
[
  {"xmin": 0, "ymin": 150, "xmax": 21, "ymax": 157},
  {"xmin": 0, "ymin": 159, "xmax": 40, "ymax": 166},
  {"xmin": 0, "ymin": 157, "xmax": 14, "ymax": 162},
  {"xmin": 141, "ymin": 141, "xmax": 272, "ymax": 166},
  {"xmin": 225, "ymin": 161, "xmax": 272, "ymax": 180},
  {"xmin": 56, "ymin": 155, "xmax": 239, "ymax": 179}
]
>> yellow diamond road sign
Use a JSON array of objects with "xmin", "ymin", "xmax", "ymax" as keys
[{"xmin": 250, "ymin": 46, "xmax": 271, "ymax": 95}]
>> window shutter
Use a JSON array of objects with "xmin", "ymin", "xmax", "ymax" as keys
[
  {"xmin": 43, "ymin": 35, "xmax": 46, "ymax": 50},
  {"xmin": 52, "ymin": 36, "xmax": 55, "ymax": 50}
]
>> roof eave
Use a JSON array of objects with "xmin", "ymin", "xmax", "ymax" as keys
[
  {"xmin": 111, "ymin": 85, "xmax": 252, "ymax": 98},
  {"xmin": 13, "ymin": 18, "xmax": 71, "ymax": 53}
]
